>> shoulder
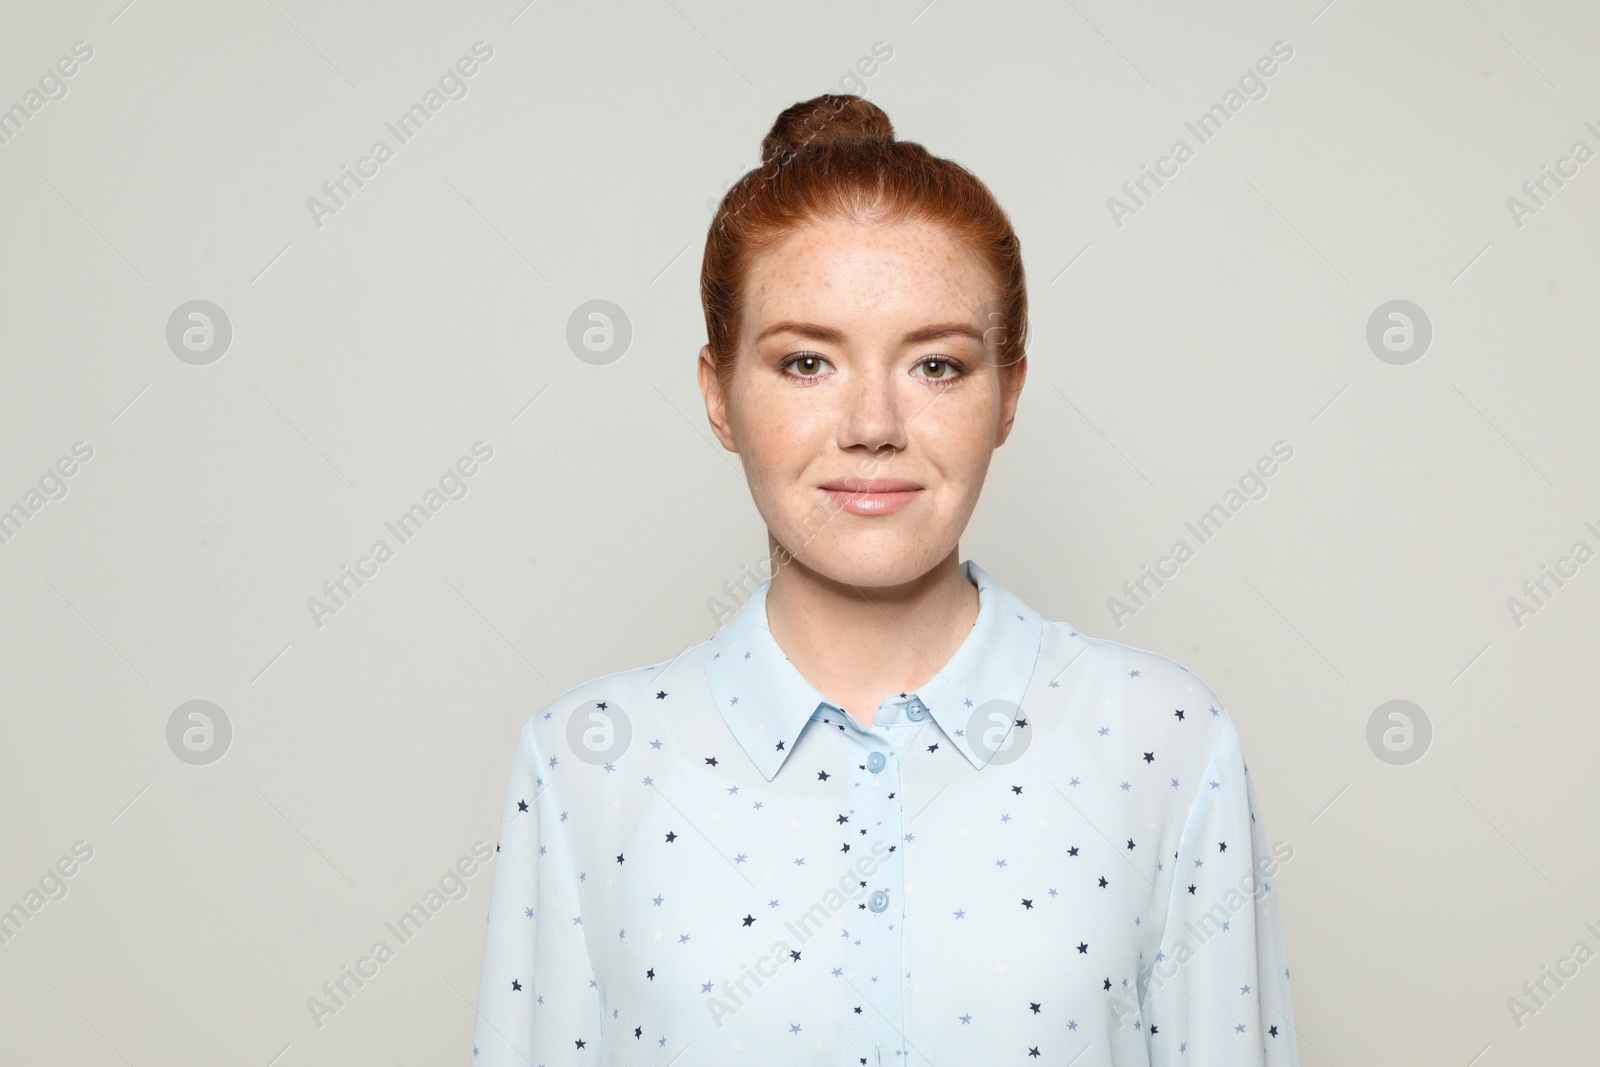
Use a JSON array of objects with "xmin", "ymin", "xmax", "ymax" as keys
[
  {"xmin": 512, "ymin": 641, "xmax": 711, "ymax": 749},
  {"xmin": 1036, "ymin": 617, "xmax": 1240, "ymax": 763}
]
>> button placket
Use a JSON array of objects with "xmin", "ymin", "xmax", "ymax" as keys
[{"xmin": 848, "ymin": 724, "xmax": 907, "ymax": 1067}]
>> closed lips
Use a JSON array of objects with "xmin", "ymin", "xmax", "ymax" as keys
[{"xmin": 817, "ymin": 478, "xmax": 921, "ymax": 493}]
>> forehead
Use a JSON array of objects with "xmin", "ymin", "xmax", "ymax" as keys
[{"xmin": 741, "ymin": 217, "xmax": 996, "ymax": 335}]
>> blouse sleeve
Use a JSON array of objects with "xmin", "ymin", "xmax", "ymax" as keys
[
  {"xmin": 471, "ymin": 717, "xmax": 599, "ymax": 1064},
  {"xmin": 1142, "ymin": 715, "xmax": 1301, "ymax": 1065}
]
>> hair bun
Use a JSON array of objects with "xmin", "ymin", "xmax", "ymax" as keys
[{"xmin": 761, "ymin": 94, "xmax": 894, "ymax": 166}]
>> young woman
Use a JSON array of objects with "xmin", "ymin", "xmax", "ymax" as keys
[{"xmin": 472, "ymin": 94, "xmax": 1299, "ymax": 1066}]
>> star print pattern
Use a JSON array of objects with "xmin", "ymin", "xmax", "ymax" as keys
[{"xmin": 472, "ymin": 560, "xmax": 1299, "ymax": 1064}]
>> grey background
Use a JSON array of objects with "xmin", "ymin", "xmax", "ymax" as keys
[{"xmin": 2, "ymin": 0, "xmax": 1597, "ymax": 1063}]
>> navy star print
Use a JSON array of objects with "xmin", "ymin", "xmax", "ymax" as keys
[{"xmin": 472, "ymin": 560, "xmax": 1299, "ymax": 1064}]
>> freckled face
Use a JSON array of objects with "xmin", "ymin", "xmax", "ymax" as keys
[{"xmin": 699, "ymin": 217, "xmax": 1026, "ymax": 589}]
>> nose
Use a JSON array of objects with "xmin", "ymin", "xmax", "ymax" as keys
[{"xmin": 838, "ymin": 364, "xmax": 908, "ymax": 459}]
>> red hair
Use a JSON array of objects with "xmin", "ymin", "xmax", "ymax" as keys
[{"xmin": 699, "ymin": 94, "xmax": 1027, "ymax": 391}]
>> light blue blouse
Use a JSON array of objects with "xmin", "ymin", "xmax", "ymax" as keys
[{"xmin": 471, "ymin": 559, "xmax": 1300, "ymax": 1065}]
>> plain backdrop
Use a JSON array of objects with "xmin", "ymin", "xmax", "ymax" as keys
[{"xmin": 2, "ymin": 0, "xmax": 1597, "ymax": 1064}]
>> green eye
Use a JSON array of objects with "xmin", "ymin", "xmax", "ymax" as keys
[
  {"xmin": 793, "ymin": 355, "xmax": 823, "ymax": 375},
  {"xmin": 915, "ymin": 358, "xmax": 962, "ymax": 381}
]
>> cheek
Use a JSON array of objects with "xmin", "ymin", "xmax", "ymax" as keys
[
  {"xmin": 915, "ymin": 393, "xmax": 1000, "ymax": 480},
  {"xmin": 731, "ymin": 385, "xmax": 833, "ymax": 476}
]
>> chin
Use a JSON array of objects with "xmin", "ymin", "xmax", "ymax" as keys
[{"xmin": 784, "ymin": 528, "xmax": 956, "ymax": 590}]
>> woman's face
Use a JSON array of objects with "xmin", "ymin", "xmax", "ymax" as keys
[{"xmin": 699, "ymin": 217, "xmax": 1027, "ymax": 589}]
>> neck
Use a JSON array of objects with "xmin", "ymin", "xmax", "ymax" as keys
[{"xmin": 762, "ymin": 539, "xmax": 979, "ymax": 729}]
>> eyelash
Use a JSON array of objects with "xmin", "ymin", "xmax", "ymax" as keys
[{"xmin": 777, "ymin": 353, "xmax": 968, "ymax": 386}]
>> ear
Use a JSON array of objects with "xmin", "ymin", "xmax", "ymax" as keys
[
  {"xmin": 994, "ymin": 352, "xmax": 1027, "ymax": 447},
  {"xmin": 697, "ymin": 344, "xmax": 739, "ymax": 452}
]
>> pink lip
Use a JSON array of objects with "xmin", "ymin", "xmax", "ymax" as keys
[
  {"xmin": 817, "ymin": 477, "xmax": 923, "ymax": 516},
  {"xmin": 817, "ymin": 477, "xmax": 923, "ymax": 493}
]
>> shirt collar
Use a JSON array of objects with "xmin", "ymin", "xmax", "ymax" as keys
[{"xmin": 703, "ymin": 559, "xmax": 1044, "ymax": 781}]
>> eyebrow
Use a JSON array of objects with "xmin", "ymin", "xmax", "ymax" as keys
[{"xmin": 754, "ymin": 321, "xmax": 984, "ymax": 346}]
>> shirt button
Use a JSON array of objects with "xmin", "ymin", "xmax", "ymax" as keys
[
  {"xmin": 866, "ymin": 751, "xmax": 886, "ymax": 773},
  {"xmin": 905, "ymin": 700, "xmax": 928, "ymax": 721},
  {"xmin": 868, "ymin": 889, "xmax": 889, "ymax": 912}
]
